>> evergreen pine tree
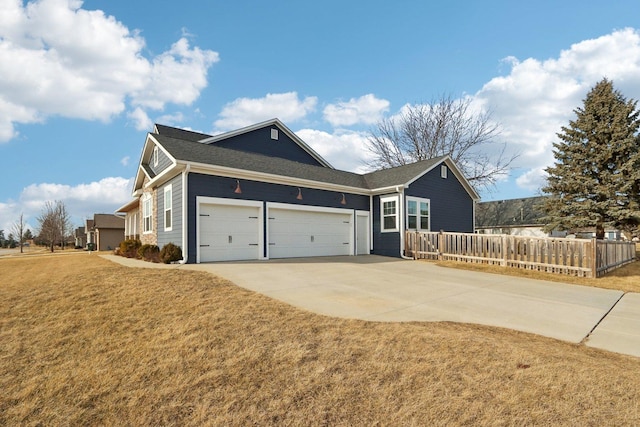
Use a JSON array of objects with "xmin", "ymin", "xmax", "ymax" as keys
[{"xmin": 543, "ymin": 78, "xmax": 640, "ymax": 238}]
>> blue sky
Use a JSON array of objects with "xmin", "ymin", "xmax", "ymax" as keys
[{"xmin": 2, "ymin": 0, "xmax": 640, "ymax": 233}]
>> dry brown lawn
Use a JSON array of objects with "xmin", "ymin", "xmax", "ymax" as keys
[{"xmin": 2, "ymin": 253, "xmax": 640, "ymax": 426}]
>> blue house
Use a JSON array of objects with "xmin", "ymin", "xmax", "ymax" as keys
[{"xmin": 117, "ymin": 119, "xmax": 479, "ymax": 263}]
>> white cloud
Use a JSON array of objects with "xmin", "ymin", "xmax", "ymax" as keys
[
  {"xmin": 323, "ymin": 94, "xmax": 390, "ymax": 127},
  {"xmin": 0, "ymin": 176, "xmax": 134, "ymax": 233},
  {"xmin": 120, "ymin": 156, "xmax": 130, "ymax": 166},
  {"xmin": 128, "ymin": 107, "xmax": 153, "ymax": 131},
  {"xmin": 474, "ymin": 28, "xmax": 640, "ymax": 195},
  {"xmin": 0, "ymin": 0, "xmax": 218, "ymax": 143},
  {"xmin": 296, "ymin": 128, "xmax": 373, "ymax": 173},
  {"xmin": 515, "ymin": 167, "xmax": 547, "ymax": 192},
  {"xmin": 214, "ymin": 92, "xmax": 317, "ymax": 131},
  {"xmin": 156, "ymin": 112, "xmax": 185, "ymax": 126}
]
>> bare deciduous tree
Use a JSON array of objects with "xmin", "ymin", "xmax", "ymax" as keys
[
  {"xmin": 366, "ymin": 94, "xmax": 517, "ymax": 193},
  {"xmin": 10, "ymin": 213, "xmax": 27, "ymax": 253},
  {"xmin": 37, "ymin": 201, "xmax": 72, "ymax": 252}
]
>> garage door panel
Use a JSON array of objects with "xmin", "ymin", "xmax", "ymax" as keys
[
  {"xmin": 199, "ymin": 203, "xmax": 260, "ymax": 262},
  {"xmin": 269, "ymin": 207, "xmax": 351, "ymax": 258}
]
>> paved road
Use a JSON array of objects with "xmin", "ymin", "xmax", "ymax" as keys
[{"xmin": 102, "ymin": 254, "xmax": 640, "ymax": 358}]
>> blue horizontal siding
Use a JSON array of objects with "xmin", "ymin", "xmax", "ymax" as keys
[
  {"xmin": 209, "ymin": 126, "xmax": 324, "ymax": 166},
  {"xmin": 186, "ymin": 173, "xmax": 369, "ymax": 263},
  {"xmin": 157, "ymin": 174, "xmax": 182, "ymax": 250},
  {"xmin": 406, "ymin": 164, "xmax": 474, "ymax": 233},
  {"xmin": 371, "ymin": 195, "xmax": 401, "ymax": 257}
]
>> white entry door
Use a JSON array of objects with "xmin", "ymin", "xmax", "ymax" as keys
[
  {"xmin": 356, "ymin": 211, "xmax": 370, "ymax": 255},
  {"xmin": 198, "ymin": 202, "xmax": 261, "ymax": 262},
  {"xmin": 268, "ymin": 205, "xmax": 352, "ymax": 258}
]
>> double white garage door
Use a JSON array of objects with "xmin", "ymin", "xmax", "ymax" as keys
[{"xmin": 198, "ymin": 198, "xmax": 368, "ymax": 262}]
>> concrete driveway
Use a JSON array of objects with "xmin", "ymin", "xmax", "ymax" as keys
[{"xmin": 103, "ymin": 254, "xmax": 640, "ymax": 357}]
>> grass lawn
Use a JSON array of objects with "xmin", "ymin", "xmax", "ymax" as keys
[{"xmin": 1, "ymin": 252, "xmax": 640, "ymax": 425}]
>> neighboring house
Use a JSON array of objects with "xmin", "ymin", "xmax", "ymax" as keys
[
  {"xmin": 118, "ymin": 199, "xmax": 140, "ymax": 240},
  {"xmin": 475, "ymin": 196, "xmax": 552, "ymax": 238},
  {"xmin": 74, "ymin": 226, "xmax": 86, "ymax": 248},
  {"xmin": 476, "ymin": 196, "xmax": 624, "ymax": 240},
  {"xmin": 85, "ymin": 214, "xmax": 125, "ymax": 251},
  {"xmin": 117, "ymin": 119, "xmax": 479, "ymax": 263}
]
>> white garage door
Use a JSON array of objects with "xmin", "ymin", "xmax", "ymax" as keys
[
  {"xmin": 268, "ymin": 207, "xmax": 352, "ymax": 258},
  {"xmin": 199, "ymin": 203, "xmax": 261, "ymax": 262}
]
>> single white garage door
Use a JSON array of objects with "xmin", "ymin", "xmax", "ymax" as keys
[
  {"xmin": 199, "ymin": 203, "xmax": 260, "ymax": 262},
  {"xmin": 269, "ymin": 207, "xmax": 351, "ymax": 258}
]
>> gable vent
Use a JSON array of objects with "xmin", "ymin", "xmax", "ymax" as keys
[{"xmin": 271, "ymin": 128, "xmax": 279, "ymax": 140}]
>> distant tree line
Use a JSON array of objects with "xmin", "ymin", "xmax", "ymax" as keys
[{"xmin": 2, "ymin": 200, "xmax": 75, "ymax": 253}]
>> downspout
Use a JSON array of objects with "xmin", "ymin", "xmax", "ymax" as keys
[
  {"xmin": 399, "ymin": 186, "xmax": 413, "ymax": 260},
  {"xmin": 369, "ymin": 195, "xmax": 373, "ymax": 251},
  {"xmin": 179, "ymin": 165, "xmax": 190, "ymax": 263}
]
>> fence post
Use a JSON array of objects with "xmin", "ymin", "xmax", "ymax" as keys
[
  {"xmin": 591, "ymin": 238, "xmax": 597, "ymax": 278},
  {"xmin": 413, "ymin": 231, "xmax": 418, "ymax": 260},
  {"xmin": 502, "ymin": 234, "xmax": 507, "ymax": 267},
  {"xmin": 438, "ymin": 230, "xmax": 444, "ymax": 261}
]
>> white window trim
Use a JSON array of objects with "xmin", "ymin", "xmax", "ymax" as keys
[
  {"xmin": 142, "ymin": 193, "xmax": 153, "ymax": 234},
  {"xmin": 153, "ymin": 146, "xmax": 159, "ymax": 167},
  {"xmin": 406, "ymin": 196, "xmax": 431, "ymax": 231},
  {"xmin": 164, "ymin": 185, "xmax": 173, "ymax": 232},
  {"xmin": 380, "ymin": 195, "xmax": 399, "ymax": 233},
  {"xmin": 441, "ymin": 165, "xmax": 448, "ymax": 179}
]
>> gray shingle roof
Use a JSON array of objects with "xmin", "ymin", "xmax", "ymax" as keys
[
  {"xmin": 150, "ymin": 131, "xmax": 462, "ymax": 192},
  {"xmin": 93, "ymin": 214, "xmax": 125, "ymax": 229},
  {"xmin": 363, "ymin": 156, "xmax": 446, "ymax": 189},
  {"xmin": 153, "ymin": 134, "xmax": 370, "ymax": 189},
  {"xmin": 154, "ymin": 124, "xmax": 212, "ymax": 142},
  {"xmin": 475, "ymin": 196, "xmax": 547, "ymax": 228}
]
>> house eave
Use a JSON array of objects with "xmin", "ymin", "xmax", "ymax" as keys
[
  {"xmin": 115, "ymin": 199, "xmax": 140, "ymax": 213},
  {"xmin": 181, "ymin": 160, "xmax": 370, "ymax": 195}
]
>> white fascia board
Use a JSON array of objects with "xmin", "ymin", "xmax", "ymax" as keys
[
  {"xmin": 140, "ymin": 135, "xmax": 180, "ymax": 189},
  {"xmin": 115, "ymin": 199, "xmax": 139, "ymax": 213},
  {"xmin": 182, "ymin": 161, "xmax": 370, "ymax": 195},
  {"xmin": 145, "ymin": 165, "xmax": 184, "ymax": 190},
  {"xmin": 368, "ymin": 185, "xmax": 406, "ymax": 195},
  {"xmin": 198, "ymin": 118, "xmax": 334, "ymax": 169},
  {"xmin": 149, "ymin": 135, "xmax": 175, "ymax": 162}
]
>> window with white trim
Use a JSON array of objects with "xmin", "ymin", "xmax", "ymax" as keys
[
  {"xmin": 441, "ymin": 165, "xmax": 447, "ymax": 179},
  {"xmin": 153, "ymin": 146, "xmax": 159, "ymax": 167},
  {"xmin": 164, "ymin": 185, "xmax": 172, "ymax": 231},
  {"xmin": 407, "ymin": 197, "xmax": 430, "ymax": 231},
  {"xmin": 380, "ymin": 196, "xmax": 399, "ymax": 232},
  {"xmin": 143, "ymin": 194, "xmax": 152, "ymax": 233}
]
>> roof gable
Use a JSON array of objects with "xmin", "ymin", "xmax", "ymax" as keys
[
  {"xmin": 200, "ymin": 119, "xmax": 333, "ymax": 168},
  {"xmin": 132, "ymin": 134, "xmax": 177, "ymax": 194},
  {"xmin": 363, "ymin": 156, "xmax": 480, "ymax": 200}
]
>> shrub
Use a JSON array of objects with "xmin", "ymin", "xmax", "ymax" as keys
[
  {"xmin": 118, "ymin": 239, "xmax": 142, "ymax": 258},
  {"xmin": 138, "ymin": 244, "xmax": 160, "ymax": 263},
  {"xmin": 160, "ymin": 242, "xmax": 183, "ymax": 264}
]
